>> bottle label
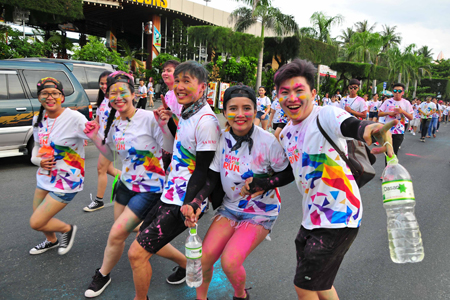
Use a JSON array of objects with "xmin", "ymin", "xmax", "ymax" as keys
[
  {"xmin": 382, "ymin": 180, "xmax": 415, "ymax": 203},
  {"xmin": 185, "ymin": 246, "xmax": 202, "ymax": 259}
]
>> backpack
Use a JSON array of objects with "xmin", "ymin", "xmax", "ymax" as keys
[{"xmin": 316, "ymin": 116, "xmax": 376, "ymax": 188}]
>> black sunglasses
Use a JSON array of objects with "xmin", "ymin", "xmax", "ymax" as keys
[{"xmin": 349, "ymin": 86, "xmax": 359, "ymax": 90}]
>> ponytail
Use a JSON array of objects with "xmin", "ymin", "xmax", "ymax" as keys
[
  {"xmin": 34, "ymin": 105, "xmax": 45, "ymax": 127},
  {"xmin": 103, "ymin": 106, "xmax": 117, "ymax": 145}
]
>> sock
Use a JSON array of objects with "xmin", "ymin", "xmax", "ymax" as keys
[{"xmin": 95, "ymin": 196, "xmax": 103, "ymax": 202}]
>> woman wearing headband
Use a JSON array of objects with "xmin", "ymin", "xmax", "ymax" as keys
[
  {"xmin": 29, "ymin": 77, "xmax": 89, "ymax": 256},
  {"xmin": 191, "ymin": 85, "xmax": 294, "ymax": 300}
]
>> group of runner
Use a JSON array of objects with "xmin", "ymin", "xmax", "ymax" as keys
[{"xmin": 29, "ymin": 58, "xmax": 398, "ymax": 300}]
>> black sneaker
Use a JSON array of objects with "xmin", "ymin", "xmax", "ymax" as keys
[
  {"xmin": 166, "ymin": 266, "xmax": 186, "ymax": 285},
  {"xmin": 29, "ymin": 239, "xmax": 59, "ymax": 255},
  {"xmin": 83, "ymin": 194, "xmax": 105, "ymax": 212},
  {"xmin": 85, "ymin": 269, "xmax": 111, "ymax": 298},
  {"xmin": 58, "ymin": 225, "xmax": 77, "ymax": 255}
]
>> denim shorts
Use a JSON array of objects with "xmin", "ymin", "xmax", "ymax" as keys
[
  {"xmin": 36, "ymin": 185, "xmax": 78, "ymax": 204},
  {"xmin": 215, "ymin": 205, "xmax": 277, "ymax": 231},
  {"xmin": 115, "ymin": 181, "xmax": 162, "ymax": 220},
  {"xmin": 256, "ymin": 111, "xmax": 269, "ymax": 120}
]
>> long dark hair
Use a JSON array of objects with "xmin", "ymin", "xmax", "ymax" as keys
[
  {"xmin": 96, "ymin": 71, "xmax": 113, "ymax": 108},
  {"xmin": 102, "ymin": 107, "xmax": 117, "ymax": 145},
  {"xmin": 33, "ymin": 105, "xmax": 45, "ymax": 127}
]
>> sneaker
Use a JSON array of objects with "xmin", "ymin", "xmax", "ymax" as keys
[
  {"xmin": 426, "ymin": 136, "xmax": 431, "ymax": 138},
  {"xmin": 166, "ymin": 266, "xmax": 186, "ymax": 285},
  {"xmin": 85, "ymin": 269, "xmax": 111, "ymax": 298},
  {"xmin": 433, "ymin": 134, "xmax": 436, "ymax": 138},
  {"xmin": 58, "ymin": 225, "xmax": 77, "ymax": 255},
  {"xmin": 412, "ymin": 132, "xmax": 416, "ymax": 136},
  {"xmin": 29, "ymin": 239, "xmax": 59, "ymax": 255},
  {"xmin": 83, "ymin": 194, "xmax": 104, "ymax": 212}
]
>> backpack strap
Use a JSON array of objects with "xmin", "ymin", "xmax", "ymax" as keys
[{"xmin": 316, "ymin": 116, "xmax": 358, "ymax": 175}]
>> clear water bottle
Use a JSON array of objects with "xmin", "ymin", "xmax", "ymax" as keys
[
  {"xmin": 185, "ymin": 224, "xmax": 203, "ymax": 288},
  {"xmin": 381, "ymin": 154, "xmax": 424, "ymax": 263}
]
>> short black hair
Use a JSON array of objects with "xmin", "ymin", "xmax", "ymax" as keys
[
  {"xmin": 274, "ymin": 58, "xmax": 316, "ymax": 94},
  {"xmin": 373, "ymin": 93, "xmax": 378, "ymax": 97},
  {"xmin": 174, "ymin": 60, "xmax": 208, "ymax": 83},
  {"xmin": 163, "ymin": 60, "xmax": 180, "ymax": 70},
  {"xmin": 393, "ymin": 83, "xmax": 406, "ymax": 90}
]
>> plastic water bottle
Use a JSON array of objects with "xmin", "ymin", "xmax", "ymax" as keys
[
  {"xmin": 381, "ymin": 154, "xmax": 424, "ymax": 263},
  {"xmin": 185, "ymin": 224, "xmax": 203, "ymax": 287}
]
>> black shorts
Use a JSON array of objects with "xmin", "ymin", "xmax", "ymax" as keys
[
  {"xmin": 369, "ymin": 112, "xmax": 378, "ymax": 118},
  {"xmin": 273, "ymin": 123, "xmax": 287, "ymax": 130},
  {"xmin": 294, "ymin": 226, "xmax": 359, "ymax": 291}
]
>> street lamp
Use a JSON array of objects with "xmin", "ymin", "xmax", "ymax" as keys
[{"xmin": 204, "ymin": 0, "xmax": 211, "ymax": 6}]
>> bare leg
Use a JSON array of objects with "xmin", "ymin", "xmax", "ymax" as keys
[
  {"xmin": 99, "ymin": 206, "xmax": 142, "ymax": 276},
  {"xmin": 196, "ymin": 217, "xmax": 236, "ymax": 300},
  {"xmin": 30, "ymin": 191, "xmax": 72, "ymax": 240},
  {"xmin": 221, "ymin": 223, "xmax": 269, "ymax": 298},
  {"xmin": 128, "ymin": 240, "xmax": 154, "ymax": 300},
  {"xmin": 261, "ymin": 119, "xmax": 269, "ymax": 130},
  {"xmin": 96, "ymin": 154, "xmax": 111, "ymax": 199},
  {"xmin": 274, "ymin": 127, "xmax": 283, "ymax": 140},
  {"xmin": 156, "ymin": 243, "xmax": 187, "ymax": 269},
  {"xmin": 254, "ymin": 118, "xmax": 261, "ymax": 127},
  {"xmin": 295, "ymin": 285, "xmax": 339, "ymax": 300}
]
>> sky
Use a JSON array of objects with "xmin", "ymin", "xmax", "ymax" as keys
[{"xmin": 191, "ymin": 0, "xmax": 449, "ymax": 61}]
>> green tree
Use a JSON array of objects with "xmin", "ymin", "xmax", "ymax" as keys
[
  {"xmin": 380, "ymin": 25, "xmax": 402, "ymax": 53},
  {"xmin": 355, "ymin": 20, "xmax": 377, "ymax": 33},
  {"xmin": 348, "ymin": 31, "xmax": 383, "ymax": 63},
  {"xmin": 417, "ymin": 45, "xmax": 434, "ymax": 59},
  {"xmin": 166, "ymin": 19, "xmax": 197, "ymax": 61},
  {"xmin": 309, "ymin": 11, "xmax": 344, "ymax": 44},
  {"xmin": 117, "ymin": 39, "xmax": 146, "ymax": 71},
  {"xmin": 230, "ymin": 0, "xmax": 298, "ymax": 89},
  {"xmin": 72, "ymin": 38, "xmax": 128, "ymax": 71},
  {"xmin": 385, "ymin": 44, "xmax": 416, "ymax": 84}
]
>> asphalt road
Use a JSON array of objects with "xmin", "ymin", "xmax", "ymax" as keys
[{"xmin": 1, "ymin": 116, "xmax": 449, "ymax": 300}]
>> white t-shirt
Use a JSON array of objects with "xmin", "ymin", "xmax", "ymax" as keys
[
  {"xmin": 106, "ymin": 109, "xmax": 165, "ymax": 193},
  {"xmin": 280, "ymin": 106, "xmax": 362, "ymax": 229},
  {"xmin": 443, "ymin": 105, "xmax": 448, "ymax": 116},
  {"xmin": 165, "ymin": 90, "xmax": 183, "ymax": 124},
  {"xmin": 432, "ymin": 103, "xmax": 442, "ymax": 118},
  {"xmin": 138, "ymin": 85, "xmax": 147, "ymax": 98},
  {"xmin": 340, "ymin": 96, "xmax": 368, "ymax": 116},
  {"xmin": 322, "ymin": 97, "xmax": 330, "ymax": 106},
  {"xmin": 419, "ymin": 102, "xmax": 436, "ymax": 119},
  {"xmin": 210, "ymin": 126, "xmax": 289, "ymax": 216},
  {"xmin": 379, "ymin": 98, "xmax": 413, "ymax": 135},
  {"xmin": 96, "ymin": 97, "xmax": 120, "ymax": 139},
  {"xmin": 33, "ymin": 108, "xmax": 89, "ymax": 193},
  {"xmin": 160, "ymin": 105, "xmax": 220, "ymax": 207},
  {"xmin": 257, "ymin": 96, "xmax": 271, "ymax": 113},
  {"xmin": 270, "ymin": 98, "xmax": 288, "ymax": 124},
  {"xmin": 367, "ymin": 100, "xmax": 381, "ymax": 112},
  {"xmin": 329, "ymin": 101, "xmax": 340, "ymax": 108},
  {"xmin": 413, "ymin": 104, "xmax": 421, "ymax": 119}
]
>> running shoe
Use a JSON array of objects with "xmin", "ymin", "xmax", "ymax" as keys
[
  {"xmin": 84, "ymin": 193, "xmax": 105, "ymax": 212},
  {"xmin": 58, "ymin": 225, "xmax": 77, "ymax": 255},
  {"xmin": 433, "ymin": 134, "xmax": 436, "ymax": 138},
  {"xmin": 412, "ymin": 132, "xmax": 416, "ymax": 136},
  {"xmin": 426, "ymin": 136, "xmax": 431, "ymax": 138},
  {"xmin": 29, "ymin": 239, "xmax": 59, "ymax": 255},
  {"xmin": 166, "ymin": 266, "xmax": 186, "ymax": 284},
  {"xmin": 85, "ymin": 269, "xmax": 111, "ymax": 298}
]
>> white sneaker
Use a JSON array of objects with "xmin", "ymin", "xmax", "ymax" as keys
[{"xmin": 412, "ymin": 132, "xmax": 416, "ymax": 135}]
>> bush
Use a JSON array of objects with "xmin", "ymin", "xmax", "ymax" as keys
[
  {"xmin": 72, "ymin": 39, "xmax": 128, "ymax": 71},
  {"xmin": 298, "ymin": 36, "xmax": 338, "ymax": 66}
]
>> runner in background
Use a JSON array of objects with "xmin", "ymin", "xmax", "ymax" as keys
[
  {"xmin": 367, "ymin": 93, "xmax": 381, "ymax": 122},
  {"xmin": 84, "ymin": 71, "xmax": 121, "ymax": 212},
  {"xmin": 29, "ymin": 77, "xmax": 88, "ymax": 256},
  {"xmin": 322, "ymin": 93, "xmax": 330, "ymax": 106},
  {"xmin": 136, "ymin": 79, "xmax": 148, "ymax": 109},
  {"xmin": 442, "ymin": 101, "xmax": 449, "ymax": 124},
  {"xmin": 339, "ymin": 79, "xmax": 368, "ymax": 120},
  {"xmin": 427, "ymin": 98, "xmax": 440, "ymax": 138},
  {"xmin": 329, "ymin": 94, "xmax": 340, "ymax": 107},
  {"xmin": 147, "ymin": 77, "xmax": 154, "ymax": 108},
  {"xmin": 255, "ymin": 86, "xmax": 271, "ymax": 130},
  {"xmin": 419, "ymin": 96, "xmax": 435, "ymax": 142},
  {"xmin": 269, "ymin": 89, "xmax": 288, "ymax": 140},
  {"xmin": 410, "ymin": 98, "xmax": 421, "ymax": 136}
]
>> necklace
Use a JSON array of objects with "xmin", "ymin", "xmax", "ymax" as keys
[{"xmin": 43, "ymin": 110, "xmax": 62, "ymax": 146}]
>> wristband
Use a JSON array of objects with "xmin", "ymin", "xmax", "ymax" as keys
[{"xmin": 187, "ymin": 202, "xmax": 200, "ymax": 213}]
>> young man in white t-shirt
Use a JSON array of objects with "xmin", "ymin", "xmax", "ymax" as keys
[
  {"xmin": 418, "ymin": 96, "xmax": 436, "ymax": 142},
  {"xmin": 367, "ymin": 93, "xmax": 381, "ymax": 122},
  {"xmin": 378, "ymin": 83, "xmax": 413, "ymax": 165},
  {"xmin": 136, "ymin": 79, "xmax": 148, "ymax": 109},
  {"xmin": 268, "ymin": 59, "xmax": 396, "ymax": 299},
  {"xmin": 410, "ymin": 98, "xmax": 422, "ymax": 136},
  {"xmin": 271, "ymin": 59, "xmax": 395, "ymax": 300},
  {"xmin": 339, "ymin": 79, "xmax": 368, "ymax": 120},
  {"xmin": 128, "ymin": 61, "xmax": 220, "ymax": 299}
]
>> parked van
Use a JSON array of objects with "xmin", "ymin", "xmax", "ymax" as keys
[
  {"xmin": 10, "ymin": 58, "xmax": 116, "ymax": 114},
  {"xmin": 0, "ymin": 60, "xmax": 90, "ymax": 159}
]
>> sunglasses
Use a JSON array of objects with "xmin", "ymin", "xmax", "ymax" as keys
[
  {"xmin": 393, "ymin": 89, "xmax": 403, "ymax": 93},
  {"xmin": 349, "ymin": 86, "xmax": 359, "ymax": 90}
]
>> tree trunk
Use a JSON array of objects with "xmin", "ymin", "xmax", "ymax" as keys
[
  {"xmin": 256, "ymin": 24, "xmax": 265, "ymax": 90},
  {"xmin": 406, "ymin": 80, "xmax": 409, "ymax": 92},
  {"xmin": 413, "ymin": 79, "xmax": 418, "ymax": 98},
  {"xmin": 398, "ymin": 72, "xmax": 402, "ymax": 83},
  {"xmin": 372, "ymin": 79, "xmax": 377, "ymax": 94}
]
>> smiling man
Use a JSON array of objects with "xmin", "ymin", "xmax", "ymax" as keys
[{"xmin": 274, "ymin": 59, "xmax": 396, "ymax": 300}]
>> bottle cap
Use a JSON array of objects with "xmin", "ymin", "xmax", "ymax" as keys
[
  {"xmin": 189, "ymin": 223, "xmax": 198, "ymax": 235},
  {"xmin": 386, "ymin": 154, "xmax": 398, "ymax": 164}
]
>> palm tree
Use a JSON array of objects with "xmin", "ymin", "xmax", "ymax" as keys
[
  {"xmin": 410, "ymin": 52, "xmax": 432, "ymax": 97},
  {"xmin": 355, "ymin": 20, "xmax": 377, "ymax": 33},
  {"xmin": 380, "ymin": 25, "xmax": 402, "ymax": 52},
  {"xmin": 309, "ymin": 11, "xmax": 344, "ymax": 44},
  {"xmin": 118, "ymin": 39, "xmax": 146, "ymax": 71},
  {"xmin": 230, "ymin": 1, "xmax": 298, "ymax": 88},
  {"xmin": 299, "ymin": 27, "xmax": 317, "ymax": 39},
  {"xmin": 348, "ymin": 31, "xmax": 383, "ymax": 63},
  {"xmin": 386, "ymin": 44, "xmax": 416, "ymax": 84},
  {"xmin": 337, "ymin": 27, "xmax": 355, "ymax": 61},
  {"xmin": 417, "ymin": 45, "xmax": 434, "ymax": 59}
]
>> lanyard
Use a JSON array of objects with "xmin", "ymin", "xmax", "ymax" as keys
[{"xmin": 43, "ymin": 114, "xmax": 59, "ymax": 145}]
